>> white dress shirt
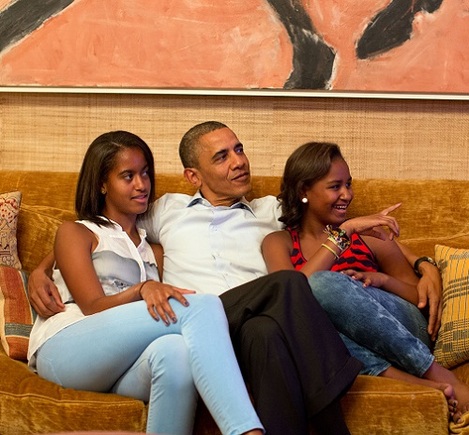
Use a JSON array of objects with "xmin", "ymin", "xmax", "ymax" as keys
[{"xmin": 140, "ymin": 192, "xmax": 282, "ymax": 295}]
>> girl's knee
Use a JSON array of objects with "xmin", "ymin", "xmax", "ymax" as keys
[
  {"xmin": 308, "ymin": 270, "xmax": 339, "ymax": 292},
  {"xmin": 308, "ymin": 271, "xmax": 352, "ymax": 304},
  {"xmin": 147, "ymin": 336, "xmax": 193, "ymax": 387},
  {"xmin": 189, "ymin": 293, "xmax": 224, "ymax": 313}
]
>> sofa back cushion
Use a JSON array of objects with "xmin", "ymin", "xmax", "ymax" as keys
[
  {"xmin": 346, "ymin": 179, "xmax": 469, "ymax": 256},
  {"xmin": 17, "ymin": 205, "xmax": 75, "ymax": 273}
]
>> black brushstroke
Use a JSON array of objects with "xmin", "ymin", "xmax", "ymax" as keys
[
  {"xmin": 356, "ymin": 0, "xmax": 444, "ymax": 59},
  {"xmin": 266, "ymin": 0, "xmax": 336, "ymax": 90},
  {"xmin": 0, "ymin": 0, "xmax": 75, "ymax": 53}
]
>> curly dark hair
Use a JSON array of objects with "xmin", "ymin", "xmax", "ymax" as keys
[
  {"xmin": 75, "ymin": 130, "xmax": 156, "ymax": 226},
  {"xmin": 278, "ymin": 142, "xmax": 344, "ymax": 229}
]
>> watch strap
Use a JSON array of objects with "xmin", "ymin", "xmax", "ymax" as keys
[{"xmin": 413, "ymin": 256, "xmax": 437, "ymax": 277}]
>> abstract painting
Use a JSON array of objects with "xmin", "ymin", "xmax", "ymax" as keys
[{"xmin": 0, "ymin": 0, "xmax": 467, "ymax": 93}]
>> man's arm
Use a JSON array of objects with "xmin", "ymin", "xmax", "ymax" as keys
[
  {"xmin": 396, "ymin": 240, "xmax": 442, "ymax": 340},
  {"xmin": 28, "ymin": 251, "xmax": 65, "ymax": 318}
]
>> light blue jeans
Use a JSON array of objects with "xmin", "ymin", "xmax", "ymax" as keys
[
  {"xmin": 36, "ymin": 295, "xmax": 263, "ymax": 435},
  {"xmin": 308, "ymin": 271, "xmax": 434, "ymax": 377}
]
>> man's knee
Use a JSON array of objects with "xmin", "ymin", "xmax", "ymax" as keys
[
  {"xmin": 239, "ymin": 316, "xmax": 284, "ymax": 350},
  {"xmin": 266, "ymin": 269, "xmax": 312, "ymax": 298},
  {"xmin": 270, "ymin": 269, "xmax": 307, "ymax": 285}
]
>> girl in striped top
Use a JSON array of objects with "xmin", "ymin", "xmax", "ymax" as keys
[{"xmin": 262, "ymin": 141, "xmax": 469, "ymax": 423}]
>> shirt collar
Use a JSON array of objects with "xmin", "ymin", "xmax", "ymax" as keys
[
  {"xmin": 187, "ymin": 191, "xmax": 255, "ymax": 215},
  {"xmin": 98, "ymin": 216, "xmax": 148, "ymax": 239}
]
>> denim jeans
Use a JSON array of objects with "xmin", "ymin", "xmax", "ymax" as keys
[
  {"xmin": 36, "ymin": 295, "xmax": 263, "ymax": 435},
  {"xmin": 308, "ymin": 271, "xmax": 434, "ymax": 377}
]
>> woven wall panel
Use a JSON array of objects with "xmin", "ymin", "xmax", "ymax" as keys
[{"xmin": 1, "ymin": 92, "xmax": 468, "ymax": 179}]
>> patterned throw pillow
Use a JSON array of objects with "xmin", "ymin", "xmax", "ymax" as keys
[
  {"xmin": 0, "ymin": 191, "xmax": 22, "ymax": 269},
  {"xmin": 0, "ymin": 266, "xmax": 35, "ymax": 360},
  {"xmin": 433, "ymin": 244, "xmax": 469, "ymax": 369}
]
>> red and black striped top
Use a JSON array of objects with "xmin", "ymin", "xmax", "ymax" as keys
[{"xmin": 288, "ymin": 228, "xmax": 379, "ymax": 273}]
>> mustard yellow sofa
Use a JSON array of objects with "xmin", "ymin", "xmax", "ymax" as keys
[{"xmin": 2, "ymin": 170, "xmax": 469, "ymax": 435}]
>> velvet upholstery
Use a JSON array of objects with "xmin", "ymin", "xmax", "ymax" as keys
[{"xmin": 1, "ymin": 170, "xmax": 467, "ymax": 434}]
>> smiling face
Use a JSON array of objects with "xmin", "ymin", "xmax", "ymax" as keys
[
  {"xmin": 184, "ymin": 127, "xmax": 252, "ymax": 206},
  {"xmin": 101, "ymin": 147, "xmax": 151, "ymax": 224},
  {"xmin": 302, "ymin": 157, "xmax": 354, "ymax": 228}
]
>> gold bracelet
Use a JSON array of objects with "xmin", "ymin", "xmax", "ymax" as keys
[{"xmin": 321, "ymin": 243, "xmax": 340, "ymax": 260}]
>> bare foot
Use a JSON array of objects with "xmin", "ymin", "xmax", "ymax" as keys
[
  {"xmin": 431, "ymin": 383, "xmax": 459, "ymax": 421},
  {"xmin": 451, "ymin": 397, "xmax": 469, "ymax": 424},
  {"xmin": 380, "ymin": 367, "xmax": 458, "ymax": 419},
  {"xmin": 443, "ymin": 388, "xmax": 459, "ymax": 422},
  {"xmin": 420, "ymin": 361, "xmax": 469, "ymax": 423},
  {"xmin": 449, "ymin": 379, "xmax": 469, "ymax": 423}
]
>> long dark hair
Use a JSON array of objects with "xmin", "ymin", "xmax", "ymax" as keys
[
  {"xmin": 75, "ymin": 131, "xmax": 156, "ymax": 226},
  {"xmin": 278, "ymin": 142, "xmax": 344, "ymax": 229}
]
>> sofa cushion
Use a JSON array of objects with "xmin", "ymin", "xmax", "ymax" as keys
[
  {"xmin": 17, "ymin": 204, "xmax": 76, "ymax": 273},
  {"xmin": 0, "ymin": 191, "xmax": 22, "ymax": 269},
  {"xmin": 434, "ymin": 244, "xmax": 469, "ymax": 368},
  {"xmin": 0, "ymin": 350, "xmax": 147, "ymax": 434},
  {"xmin": 0, "ymin": 266, "xmax": 35, "ymax": 360},
  {"xmin": 342, "ymin": 376, "xmax": 448, "ymax": 434}
]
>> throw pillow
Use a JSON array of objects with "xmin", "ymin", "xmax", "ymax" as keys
[
  {"xmin": 433, "ymin": 244, "xmax": 469, "ymax": 369},
  {"xmin": 0, "ymin": 191, "xmax": 22, "ymax": 269},
  {"xmin": 0, "ymin": 265, "xmax": 35, "ymax": 360}
]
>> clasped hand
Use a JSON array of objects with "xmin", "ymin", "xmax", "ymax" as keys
[
  {"xmin": 340, "ymin": 270, "xmax": 388, "ymax": 288},
  {"xmin": 139, "ymin": 280, "xmax": 196, "ymax": 325}
]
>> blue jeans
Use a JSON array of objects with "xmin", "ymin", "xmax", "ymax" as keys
[
  {"xmin": 36, "ymin": 295, "xmax": 263, "ymax": 435},
  {"xmin": 308, "ymin": 271, "xmax": 434, "ymax": 377}
]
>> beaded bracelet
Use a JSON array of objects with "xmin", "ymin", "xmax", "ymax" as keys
[{"xmin": 323, "ymin": 225, "xmax": 351, "ymax": 252}]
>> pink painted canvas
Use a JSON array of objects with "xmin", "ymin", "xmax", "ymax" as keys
[{"xmin": 0, "ymin": 0, "xmax": 468, "ymax": 93}]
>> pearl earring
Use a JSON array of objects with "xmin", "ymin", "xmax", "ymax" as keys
[
  {"xmin": 101, "ymin": 189, "xmax": 106, "ymax": 195},
  {"xmin": 301, "ymin": 197, "xmax": 308, "ymax": 204}
]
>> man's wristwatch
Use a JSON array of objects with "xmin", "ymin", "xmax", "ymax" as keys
[{"xmin": 413, "ymin": 256, "xmax": 437, "ymax": 277}]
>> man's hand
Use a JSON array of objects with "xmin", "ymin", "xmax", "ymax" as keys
[
  {"xmin": 394, "ymin": 241, "xmax": 443, "ymax": 340},
  {"xmin": 28, "ymin": 268, "xmax": 65, "ymax": 317},
  {"xmin": 417, "ymin": 262, "xmax": 443, "ymax": 341}
]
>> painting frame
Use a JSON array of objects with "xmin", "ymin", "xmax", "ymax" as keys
[
  {"xmin": 0, "ymin": 0, "xmax": 468, "ymax": 99},
  {"xmin": 0, "ymin": 86, "xmax": 468, "ymax": 101}
]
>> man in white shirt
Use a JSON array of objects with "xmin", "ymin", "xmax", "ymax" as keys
[{"xmin": 140, "ymin": 121, "xmax": 364, "ymax": 435}]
